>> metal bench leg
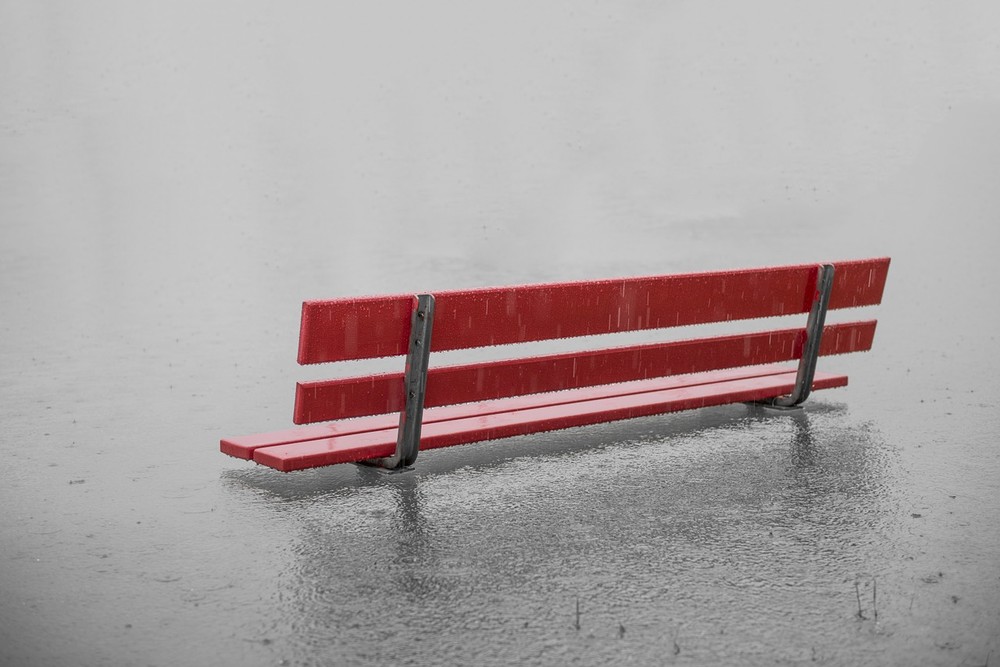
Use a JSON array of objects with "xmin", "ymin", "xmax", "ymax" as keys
[
  {"xmin": 763, "ymin": 263, "xmax": 835, "ymax": 409},
  {"xmin": 361, "ymin": 294, "xmax": 435, "ymax": 472}
]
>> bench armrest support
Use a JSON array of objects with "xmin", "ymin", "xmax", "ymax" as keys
[
  {"xmin": 768, "ymin": 264, "xmax": 834, "ymax": 408},
  {"xmin": 361, "ymin": 294, "xmax": 435, "ymax": 471}
]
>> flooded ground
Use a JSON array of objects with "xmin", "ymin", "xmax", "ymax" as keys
[{"xmin": 2, "ymin": 2, "xmax": 999, "ymax": 665}]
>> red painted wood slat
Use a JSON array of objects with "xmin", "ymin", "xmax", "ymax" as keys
[
  {"xmin": 220, "ymin": 414, "xmax": 400, "ymax": 460},
  {"xmin": 297, "ymin": 258, "xmax": 889, "ymax": 364},
  {"xmin": 292, "ymin": 320, "xmax": 877, "ymax": 424},
  {"xmin": 225, "ymin": 364, "xmax": 800, "ymax": 460},
  {"xmin": 253, "ymin": 370, "xmax": 848, "ymax": 471}
]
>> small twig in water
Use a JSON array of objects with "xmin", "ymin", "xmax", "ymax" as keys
[
  {"xmin": 574, "ymin": 597, "xmax": 581, "ymax": 631},
  {"xmin": 873, "ymin": 578, "xmax": 878, "ymax": 621},
  {"xmin": 855, "ymin": 582, "xmax": 867, "ymax": 619}
]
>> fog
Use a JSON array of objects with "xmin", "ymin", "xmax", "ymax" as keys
[{"xmin": 2, "ymin": 2, "xmax": 999, "ymax": 665}]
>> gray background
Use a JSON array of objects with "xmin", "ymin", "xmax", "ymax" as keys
[{"xmin": 2, "ymin": 2, "xmax": 999, "ymax": 665}]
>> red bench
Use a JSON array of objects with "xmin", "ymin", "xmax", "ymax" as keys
[{"xmin": 221, "ymin": 258, "xmax": 890, "ymax": 473}]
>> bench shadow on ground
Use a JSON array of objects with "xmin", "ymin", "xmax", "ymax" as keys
[{"xmin": 219, "ymin": 400, "xmax": 851, "ymax": 502}]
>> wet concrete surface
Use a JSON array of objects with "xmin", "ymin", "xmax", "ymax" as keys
[{"xmin": 2, "ymin": 2, "xmax": 1000, "ymax": 665}]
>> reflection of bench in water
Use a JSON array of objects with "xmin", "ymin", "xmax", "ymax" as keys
[{"xmin": 221, "ymin": 258, "xmax": 890, "ymax": 473}]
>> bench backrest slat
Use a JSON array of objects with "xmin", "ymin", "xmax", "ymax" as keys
[
  {"xmin": 297, "ymin": 258, "xmax": 890, "ymax": 364},
  {"xmin": 293, "ymin": 320, "xmax": 877, "ymax": 424}
]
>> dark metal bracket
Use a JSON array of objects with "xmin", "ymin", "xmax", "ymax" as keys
[
  {"xmin": 758, "ymin": 263, "xmax": 835, "ymax": 410},
  {"xmin": 359, "ymin": 293, "xmax": 435, "ymax": 472}
]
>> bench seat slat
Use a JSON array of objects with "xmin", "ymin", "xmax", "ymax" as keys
[
  {"xmin": 225, "ymin": 364, "xmax": 802, "ymax": 460},
  {"xmin": 298, "ymin": 258, "xmax": 889, "ymax": 363},
  {"xmin": 251, "ymin": 369, "xmax": 847, "ymax": 472},
  {"xmin": 293, "ymin": 320, "xmax": 877, "ymax": 424},
  {"xmin": 220, "ymin": 414, "xmax": 401, "ymax": 459}
]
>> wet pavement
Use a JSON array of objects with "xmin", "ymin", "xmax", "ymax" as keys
[{"xmin": 2, "ymin": 2, "xmax": 1000, "ymax": 665}]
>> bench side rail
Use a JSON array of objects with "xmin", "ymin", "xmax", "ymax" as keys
[
  {"xmin": 297, "ymin": 258, "xmax": 889, "ymax": 364},
  {"xmin": 293, "ymin": 320, "xmax": 876, "ymax": 424}
]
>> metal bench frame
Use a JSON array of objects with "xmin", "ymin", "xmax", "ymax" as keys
[{"xmin": 367, "ymin": 265, "xmax": 835, "ymax": 471}]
